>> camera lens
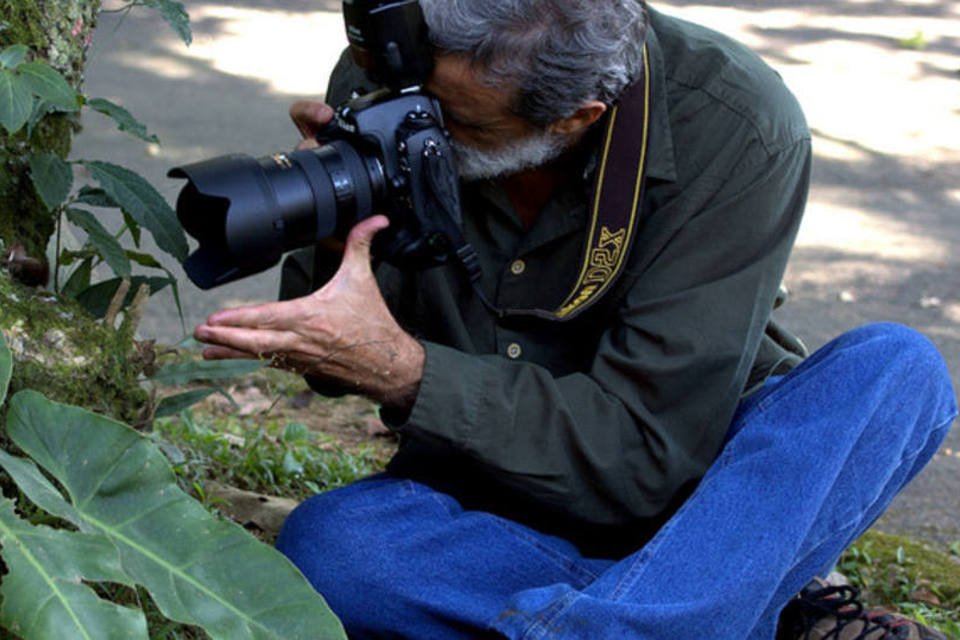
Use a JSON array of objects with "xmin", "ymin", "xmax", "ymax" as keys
[{"xmin": 169, "ymin": 141, "xmax": 384, "ymax": 289}]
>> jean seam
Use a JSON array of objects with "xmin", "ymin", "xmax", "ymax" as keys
[
  {"xmin": 514, "ymin": 592, "xmax": 583, "ymax": 640},
  {"xmin": 604, "ymin": 506, "xmax": 685, "ymax": 602},
  {"xmin": 491, "ymin": 518, "xmax": 603, "ymax": 587}
]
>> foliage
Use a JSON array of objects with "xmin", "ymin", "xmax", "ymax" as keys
[
  {"xmin": 1, "ymin": 32, "xmax": 188, "ymax": 323},
  {"xmin": 0, "ymin": 332, "xmax": 348, "ymax": 640},
  {"xmin": 897, "ymin": 31, "xmax": 928, "ymax": 51},
  {"xmin": 837, "ymin": 530, "xmax": 960, "ymax": 638},
  {"xmin": 155, "ymin": 408, "xmax": 387, "ymax": 505},
  {"xmin": 105, "ymin": 0, "xmax": 192, "ymax": 46}
]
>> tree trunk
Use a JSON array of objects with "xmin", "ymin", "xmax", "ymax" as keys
[
  {"xmin": 0, "ymin": 3, "xmax": 149, "ymax": 426},
  {"xmin": 0, "ymin": 0, "xmax": 102, "ymax": 275}
]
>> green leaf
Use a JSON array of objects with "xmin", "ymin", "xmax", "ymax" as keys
[
  {"xmin": 81, "ymin": 161, "xmax": 188, "ymax": 262},
  {"xmin": 75, "ymin": 276, "xmax": 171, "ymax": 318},
  {"xmin": 0, "ymin": 498, "xmax": 149, "ymax": 640},
  {"xmin": 127, "ymin": 250, "xmax": 163, "ymax": 269},
  {"xmin": 154, "ymin": 388, "xmax": 219, "ymax": 418},
  {"xmin": 0, "ymin": 451, "xmax": 83, "ymax": 525},
  {"xmin": 28, "ymin": 152, "xmax": 74, "ymax": 210},
  {"xmin": 0, "ymin": 44, "xmax": 29, "ymax": 70},
  {"xmin": 17, "ymin": 62, "xmax": 80, "ymax": 110},
  {"xmin": 0, "ymin": 69, "xmax": 33, "ymax": 134},
  {"xmin": 61, "ymin": 257, "xmax": 93, "ymax": 299},
  {"xmin": 66, "ymin": 208, "xmax": 132, "ymax": 279},
  {"xmin": 140, "ymin": 0, "xmax": 192, "ymax": 45},
  {"xmin": 283, "ymin": 422, "xmax": 310, "ymax": 443},
  {"xmin": 26, "ymin": 97, "xmax": 57, "ymax": 138},
  {"xmin": 122, "ymin": 209, "xmax": 143, "ymax": 247},
  {"xmin": 86, "ymin": 97, "xmax": 160, "ymax": 144},
  {"xmin": 4, "ymin": 391, "xmax": 348, "ymax": 640},
  {"xmin": 75, "ymin": 186, "xmax": 119, "ymax": 208},
  {"xmin": 0, "ymin": 330, "xmax": 11, "ymax": 406},
  {"xmin": 168, "ymin": 276, "xmax": 187, "ymax": 335},
  {"xmin": 282, "ymin": 451, "xmax": 304, "ymax": 476},
  {"xmin": 152, "ymin": 358, "xmax": 266, "ymax": 386}
]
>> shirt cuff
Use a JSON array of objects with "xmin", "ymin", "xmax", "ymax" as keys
[{"xmin": 381, "ymin": 341, "xmax": 483, "ymax": 443}]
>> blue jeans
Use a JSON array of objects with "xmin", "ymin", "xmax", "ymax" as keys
[{"xmin": 276, "ymin": 323, "xmax": 957, "ymax": 639}]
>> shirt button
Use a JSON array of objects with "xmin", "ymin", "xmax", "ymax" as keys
[
  {"xmin": 506, "ymin": 343, "xmax": 522, "ymax": 359},
  {"xmin": 510, "ymin": 260, "xmax": 526, "ymax": 276}
]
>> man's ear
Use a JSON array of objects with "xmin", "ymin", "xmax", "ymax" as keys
[{"xmin": 547, "ymin": 100, "xmax": 608, "ymax": 135}]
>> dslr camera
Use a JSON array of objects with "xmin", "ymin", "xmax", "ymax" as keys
[{"xmin": 170, "ymin": 0, "xmax": 465, "ymax": 290}]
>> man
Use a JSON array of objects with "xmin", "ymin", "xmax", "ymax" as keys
[{"xmin": 194, "ymin": 1, "xmax": 957, "ymax": 638}]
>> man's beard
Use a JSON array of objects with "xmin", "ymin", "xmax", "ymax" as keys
[{"xmin": 452, "ymin": 130, "xmax": 570, "ymax": 181}]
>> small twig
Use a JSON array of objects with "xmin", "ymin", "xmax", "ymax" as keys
[
  {"xmin": 121, "ymin": 283, "xmax": 151, "ymax": 336},
  {"xmin": 103, "ymin": 278, "xmax": 131, "ymax": 327},
  {"xmin": 54, "ymin": 210, "xmax": 62, "ymax": 293}
]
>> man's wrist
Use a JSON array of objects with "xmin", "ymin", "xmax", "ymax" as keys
[{"xmin": 371, "ymin": 333, "xmax": 425, "ymax": 412}]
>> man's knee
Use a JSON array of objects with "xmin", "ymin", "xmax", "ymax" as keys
[
  {"xmin": 831, "ymin": 323, "xmax": 953, "ymax": 400},
  {"xmin": 840, "ymin": 322, "xmax": 945, "ymax": 370},
  {"xmin": 823, "ymin": 323, "xmax": 957, "ymax": 461}
]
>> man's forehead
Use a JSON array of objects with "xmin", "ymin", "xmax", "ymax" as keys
[{"xmin": 426, "ymin": 56, "xmax": 515, "ymax": 120}]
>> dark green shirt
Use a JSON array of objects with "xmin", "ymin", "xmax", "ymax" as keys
[{"xmin": 284, "ymin": 8, "xmax": 811, "ymax": 557}]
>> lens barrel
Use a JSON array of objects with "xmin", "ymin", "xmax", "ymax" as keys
[{"xmin": 169, "ymin": 141, "xmax": 383, "ymax": 289}]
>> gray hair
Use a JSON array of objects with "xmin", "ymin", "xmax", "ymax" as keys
[{"xmin": 418, "ymin": 0, "xmax": 648, "ymax": 127}]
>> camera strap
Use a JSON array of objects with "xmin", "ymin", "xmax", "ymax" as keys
[
  {"xmin": 551, "ymin": 44, "xmax": 651, "ymax": 320},
  {"xmin": 462, "ymin": 44, "xmax": 652, "ymax": 322}
]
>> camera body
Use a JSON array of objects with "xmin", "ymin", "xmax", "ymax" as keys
[{"xmin": 170, "ymin": 0, "xmax": 464, "ymax": 290}]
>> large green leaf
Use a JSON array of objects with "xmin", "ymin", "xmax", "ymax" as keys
[
  {"xmin": 29, "ymin": 152, "xmax": 74, "ymax": 211},
  {"xmin": 152, "ymin": 358, "xmax": 267, "ymax": 386},
  {"xmin": 17, "ymin": 62, "xmax": 80, "ymax": 110},
  {"xmin": 0, "ymin": 44, "xmax": 29, "ymax": 70},
  {"xmin": 0, "ymin": 499, "xmax": 149, "ymax": 640},
  {"xmin": 4, "ymin": 391, "xmax": 348, "ymax": 640},
  {"xmin": 66, "ymin": 208, "xmax": 132, "ymax": 279},
  {"xmin": 86, "ymin": 97, "xmax": 160, "ymax": 144},
  {"xmin": 0, "ymin": 331, "xmax": 11, "ymax": 406},
  {"xmin": 0, "ymin": 69, "xmax": 32, "ymax": 133},
  {"xmin": 81, "ymin": 161, "xmax": 188, "ymax": 262},
  {"xmin": 140, "ymin": 0, "xmax": 192, "ymax": 45}
]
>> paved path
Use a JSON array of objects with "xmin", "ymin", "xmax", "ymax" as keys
[{"xmin": 73, "ymin": 0, "xmax": 960, "ymax": 548}]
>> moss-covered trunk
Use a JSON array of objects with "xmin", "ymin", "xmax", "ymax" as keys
[
  {"xmin": 0, "ymin": 2, "xmax": 148, "ymax": 425},
  {"xmin": 0, "ymin": 0, "xmax": 102, "ymax": 273},
  {"xmin": 0, "ymin": 272, "xmax": 150, "ymax": 425}
]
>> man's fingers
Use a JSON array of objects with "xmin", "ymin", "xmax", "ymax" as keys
[
  {"xmin": 290, "ymin": 100, "xmax": 335, "ymax": 140},
  {"xmin": 341, "ymin": 215, "xmax": 390, "ymax": 271},
  {"xmin": 201, "ymin": 345, "xmax": 256, "ymax": 361},
  {"xmin": 204, "ymin": 299, "xmax": 295, "ymax": 329},
  {"xmin": 196, "ymin": 324, "xmax": 297, "ymax": 357}
]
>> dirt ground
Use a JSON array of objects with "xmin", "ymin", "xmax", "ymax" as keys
[{"xmin": 73, "ymin": 1, "xmax": 960, "ymax": 548}]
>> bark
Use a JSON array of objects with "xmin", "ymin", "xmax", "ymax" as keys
[{"xmin": 0, "ymin": 0, "xmax": 102, "ymax": 274}]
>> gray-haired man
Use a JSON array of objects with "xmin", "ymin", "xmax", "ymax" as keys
[{"xmin": 195, "ymin": 1, "xmax": 956, "ymax": 637}]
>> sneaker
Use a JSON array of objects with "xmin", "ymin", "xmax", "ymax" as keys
[{"xmin": 777, "ymin": 577, "xmax": 948, "ymax": 640}]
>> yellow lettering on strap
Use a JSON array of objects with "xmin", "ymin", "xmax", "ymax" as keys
[{"xmin": 555, "ymin": 45, "xmax": 651, "ymax": 320}]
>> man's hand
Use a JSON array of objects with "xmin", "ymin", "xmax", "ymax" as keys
[
  {"xmin": 290, "ymin": 100, "xmax": 335, "ymax": 150},
  {"xmin": 194, "ymin": 215, "xmax": 425, "ymax": 411}
]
